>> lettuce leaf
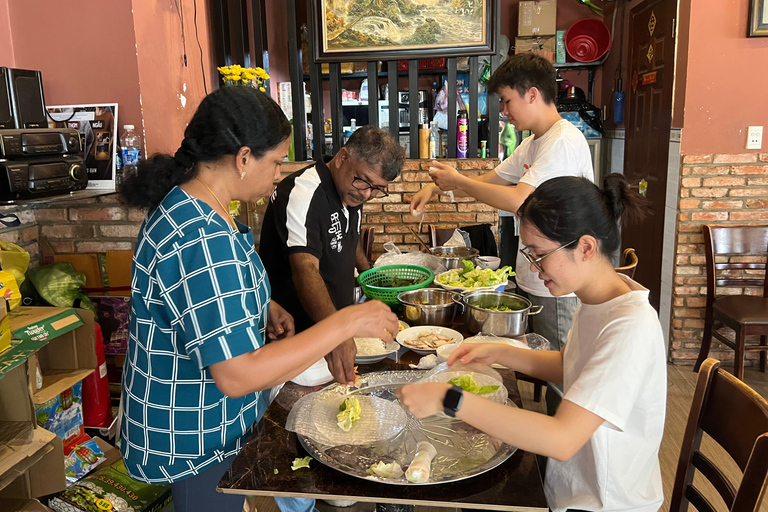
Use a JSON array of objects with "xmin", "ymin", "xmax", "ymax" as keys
[
  {"xmin": 291, "ymin": 456, "xmax": 312, "ymax": 470},
  {"xmin": 337, "ymin": 396, "xmax": 362, "ymax": 431},
  {"xmin": 448, "ymin": 374, "xmax": 499, "ymax": 395}
]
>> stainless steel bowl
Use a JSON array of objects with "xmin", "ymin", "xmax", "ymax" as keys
[
  {"xmin": 429, "ymin": 246, "xmax": 480, "ymax": 269},
  {"xmin": 397, "ymin": 288, "xmax": 460, "ymax": 327},
  {"xmin": 460, "ymin": 290, "xmax": 543, "ymax": 337}
]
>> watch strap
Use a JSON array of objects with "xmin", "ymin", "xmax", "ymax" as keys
[{"xmin": 443, "ymin": 385, "xmax": 464, "ymax": 417}]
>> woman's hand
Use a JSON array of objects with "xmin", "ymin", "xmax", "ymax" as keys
[
  {"xmin": 396, "ymin": 383, "xmax": 450, "ymax": 418},
  {"xmin": 428, "ymin": 160, "xmax": 465, "ymax": 192},
  {"xmin": 346, "ymin": 300, "xmax": 399, "ymax": 342},
  {"xmin": 267, "ymin": 301, "xmax": 295, "ymax": 340},
  {"xmin": 447, "ymin": 343, "xmax": 507, "ymax": 366}
]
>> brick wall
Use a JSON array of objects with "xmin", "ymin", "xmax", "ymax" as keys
[
  {"xmin": 670, "ymin": 152, "xmax": 768, "ymax": 366},
  {"xmin": 363, "ymin": 159, "xmax": 499, "ymax": 259},
  {"xmin": 0, "ymin": 158, "xmax": 499, "ymax": 268}
]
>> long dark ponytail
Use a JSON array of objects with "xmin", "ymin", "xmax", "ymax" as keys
[
  {"xmin": 518, "ymin": 173, "xmax": 648, "ymax": 257},
  {"xmin": 121, "ymin": 86, "xmax": 291, "ymax": 209}
]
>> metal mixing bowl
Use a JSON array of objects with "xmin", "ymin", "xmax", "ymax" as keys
[
  {"xmin": 397, "ymin": 288, "xmax": 461, "ymax": 327},
  {"xmin": 429, "ymin": 246, "xmax": 480, "ymax": 269},
  {"xmin": 460, "ymin": 290, "xmax": 543, "ymax": 337}
]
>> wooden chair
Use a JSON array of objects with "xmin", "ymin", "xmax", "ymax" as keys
[
  {"xmin": 429, "ymin": 224, "xmax": 456, "ymax": 248},
  {"xmin": 670, "ymin": 358, "xmax": 768, "ymax": 512},
  {"xmin": 361, "ymin": 226, "xmax": 375, "ymax": 265},
  {"xmin": 694, "ymin": 225, "xmax": 768, "ymax": 380},
  {"xmin": 615, "ymin": 248, "xmax": 638, "ymax": 279}
]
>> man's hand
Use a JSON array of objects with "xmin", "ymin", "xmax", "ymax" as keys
[
  {"xmin": 428, "ymin": 160, "xmax": 465, "ymax": 192},
  {"xmin": 267, "ymin": 301, "xmax": 295, "ymax": 340},
  {"xmin": 410, "ymin": 184, "xmax": 438, "ymax": 216},
  {"xmin": 325, "ymin": 338, "xmax": 357, "ymax": 384}
]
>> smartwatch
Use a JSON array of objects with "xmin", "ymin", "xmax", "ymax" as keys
[{"xmin": 443, "ymin": 385, "xmax": 464, "ymax": 417}]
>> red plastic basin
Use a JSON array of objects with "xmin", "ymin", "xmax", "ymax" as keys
[{"xmin": 565, "ymin": 18, "xmax": 612, "ymax": 63}]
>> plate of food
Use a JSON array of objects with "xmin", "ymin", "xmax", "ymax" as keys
[
  {"xmin": 396, "ymin": 326, "xmax": 463, "ymax": 355},
  {"xmin": 354, "ymin": 337, "xmax": 400, "ymax": 364},
  {"xmin": 434, "ymin": 259, "xmax": 513, "ymax": 292}
]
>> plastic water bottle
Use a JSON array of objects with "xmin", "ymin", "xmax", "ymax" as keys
[
  {"xmin": 429, "ymin": 121, "xmax": 439, "ymax": 159},
  {"xmin": 119, "ymin": 125, "xmax": 142, "ymax": 185}
]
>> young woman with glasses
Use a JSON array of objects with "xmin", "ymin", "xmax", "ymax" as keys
[{"xmin": 397, "ymin": 174, "xmax": 667, "ymax": 512}]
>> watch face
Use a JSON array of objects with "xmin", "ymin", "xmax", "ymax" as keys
[{"xmin": 443, "ymin": 385, "xmax": 464, "ymax": 417}]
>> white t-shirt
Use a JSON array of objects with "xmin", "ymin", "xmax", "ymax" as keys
[
  {"xmin": 545, "ymin": 275, "xmax": 666, "ymax": 512},
  {"xmin": 495, "ymin": 119, "xmax": 594, "ymax": 297}
]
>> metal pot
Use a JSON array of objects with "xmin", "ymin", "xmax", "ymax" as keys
[
  {"xmin": 429, "ymin": 246, "xmax": 480, "ymax": 270},
  {"xmin": 459, "ymin": 290, "xmax": 543, "ymax": 337},
  {"xmin": 397, "ymin": 288, "xmax": 461, "ymax": 327}
]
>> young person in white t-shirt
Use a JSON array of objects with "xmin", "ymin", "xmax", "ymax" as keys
[
  {"xmin": 410, "ymin": 54, "xmax": 594, "ymax": 414},
  {"xmin": 398, "ymin": 174, "xmax": 667, "ymax": 512}
]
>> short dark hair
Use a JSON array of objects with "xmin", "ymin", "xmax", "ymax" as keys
[
  {"xmin": 121, "ymin": 87, "xmax": 290, "ymax": 209},
  {"xmin": 344, "ymin": 125, "xmax": 403, "ymax": 181},
  {"xmin": 518, "ymin": 174, "xmax": 648, "ymax": 257},
  {"xmin": 487, "ymin": 53, "xmax": 558, "ymax": 105}
]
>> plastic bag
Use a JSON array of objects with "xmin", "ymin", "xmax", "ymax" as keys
[
  {"xmin": 465, "ymin": 332, "xmax": 551, "ymax": 351},
  {"xmin": 26, "ymin": 262, "xmax": 95, "ymax": 315},
  {"xmin": 0, "ymin": 240, "xmax": 30, "ymax": 286},
  {"xmin": 374, "ymin": 242, "xmax": 448, "ymax": 274}
]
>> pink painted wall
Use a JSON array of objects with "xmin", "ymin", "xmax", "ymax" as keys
[
  {"xmin": 0, "ymin": 0, "xmax": 14, "ymax": 67},
  {"xmin": 681, "ymin": 0, "xmax": 768, "ymax": 154},
  {"xmin": 3, "ymin": 0, "xmax": 143, "ymax": 140},
  {"xmin": 131, "ymin": 0, "xmax": 216, "ymax": 155}
]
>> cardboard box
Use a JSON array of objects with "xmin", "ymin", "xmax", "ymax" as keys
[
  {"xmin": 0, "ymin": 426, "xmax": 66, "ymax": 500},
  {"xmin": 556, "ymin": 30, "xmax": 567, "ymax": 63},
  {"xmin": 518, "ymin": 0, "xmax": 557, "ymax": 36},
  {"xmin": 515, "ymin": 36, "xmax": 557, "ymax": 63},
  {"xmin": 0, "ymin": 498, "xmax": 55, "ymax": 511},
  {"xmin": 0, "ymin": 298, "xmax": 10, "ymax": 354},
  {"xmin": 0, "ymin": 363, "xmax": 35, "ymax": 428},
  {"xmin": 64, "ymin": 436, "xmax": 108, "ymax": 484},
  {"xmin": 34, "ymin": 382, "xmax": 84, "ymax": 453}
]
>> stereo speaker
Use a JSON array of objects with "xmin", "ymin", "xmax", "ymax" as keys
[
  {"xmin": 7, "ymin": 68, "xmax": 47, "ymax": 129},
  {"xmin": 0, "ymin": 68, "xmax": 14, "ymax": 129}
]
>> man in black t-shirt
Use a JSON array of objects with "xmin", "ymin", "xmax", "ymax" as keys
[{"xmin": 259, "ymin": 126, "xmax": 403, "ymax": 384}]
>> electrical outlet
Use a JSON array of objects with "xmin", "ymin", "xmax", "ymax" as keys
[{"xmin": 747, "ymin": 126, "xmax": 763, "ymax": 150}]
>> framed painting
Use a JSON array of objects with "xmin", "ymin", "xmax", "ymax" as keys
[
  {"xmin": 311, "ymin": 0, "xmax": 498, "ymax": 62},
  {"xmin": 749, "ymin": 0, "xmax": 768, "ymax": 36}
]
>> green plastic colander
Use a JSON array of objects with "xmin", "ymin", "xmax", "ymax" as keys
[{"xmin": 358, "ymin": 265, "xmax": 434, "ymax": 307}]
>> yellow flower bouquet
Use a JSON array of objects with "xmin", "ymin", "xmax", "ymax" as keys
[{"xmin": 217, "ymin": 64, "xmax": 269, "ymax": 92}]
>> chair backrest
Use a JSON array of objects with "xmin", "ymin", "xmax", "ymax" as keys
[
  {"xmin": 670, "ymin": 358, "xmax": 768, "ymax": 512},
  {"xmin": 703, "ymin": 225, "xmax": 768, "ymax": 303},
  {"xmin": 361, "ymin": 226, "xmax": 374, "ymax": 264},
  {"xmin": 615, "ymin": 248, "xmax": 639, "ymax": 279},
  {"xmin": 429, "ymin": 225, "xmax": 456, "ymax": 248}
]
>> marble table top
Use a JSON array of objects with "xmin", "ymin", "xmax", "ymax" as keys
[{"xmin": 217, "ymin": 351, "xmax": 548, "ymax": 511}]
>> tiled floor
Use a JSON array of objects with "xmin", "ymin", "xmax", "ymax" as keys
[{"xmin": 243, "ymin": 363, "xmax": 768, "ymax": 512}]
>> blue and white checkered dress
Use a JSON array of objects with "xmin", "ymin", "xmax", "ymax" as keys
[{"xmin": 121, "ymin": 186, "xmax": 273, "ymax": 483}]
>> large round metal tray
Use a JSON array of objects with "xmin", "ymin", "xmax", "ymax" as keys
[{"xmin": 297, "ymin": 370, "xmax": 518, "ymax": 485}]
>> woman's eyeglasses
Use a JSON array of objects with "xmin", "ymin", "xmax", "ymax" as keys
[
  {"xmin": 520, "ymin": 239, "xmax": 579, "ymax": 273},
  {"xmin": 352, "ymin": 176, "xmax": 388, "ymax": 197}
]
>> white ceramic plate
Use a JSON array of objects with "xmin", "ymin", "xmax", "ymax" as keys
[
  {"xmin": 354, "ymin": 339, "xmax": 400, "ymax": 365},
  {"xmin": 396, "ymin": 326, "xmax": 463, "ymax": 355},
  {"xmin": 438, "ymin": 335, "xmax": 533, "ymax": 368}
]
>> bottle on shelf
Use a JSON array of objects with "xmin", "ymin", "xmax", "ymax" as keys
[
  {"xmin": 119, "ymin": 125, "xmax": 142, "ymax": 186},
  {"xmin": 457, "ymin": 110, "xmax": 468, "ymax": 159},
  {"xmin": 419, "ymin": 124, "xmax": 430, "ymax": 159},
  {"xmin": 429, "ymin": 121, "xmax": 439, "ymax": 159}
]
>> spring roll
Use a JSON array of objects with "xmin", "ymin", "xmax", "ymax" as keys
[{"xmin": 405, "ymin": 441, "xmax": 438, "ymax": 483}]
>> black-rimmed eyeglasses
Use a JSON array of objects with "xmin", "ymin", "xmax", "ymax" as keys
[
  {"xmin": 352, "ymin": 176, "xmax": 389, "ymax": 197},
  {"xmin": 520, "ymin": 239, "xmax": 579, "ymax": 273}
]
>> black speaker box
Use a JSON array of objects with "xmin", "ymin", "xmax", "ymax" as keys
[
  {"xmin": 6, "ymin": 68, "xmax": 47, "ymax": 129},
  {"xmin": 0, "ymin": 67, "xmax": 14, "ymax": 129}
]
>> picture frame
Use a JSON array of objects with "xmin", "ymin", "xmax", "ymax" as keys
[
  {"xmin": 311, "ymin": 0, "xmax": 498, "ymax": 62},
  {"xmin": 749, "ymin": 0, "xmax": 768, "ymax": 37},
  {"xmin": 46, "ymin": 103, "xmax": 119, "ymax": 190}
]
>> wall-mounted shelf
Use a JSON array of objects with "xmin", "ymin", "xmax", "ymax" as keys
[
  {"xmin": 554, "ymin": 61, "xmax": 601, "ymax": 104},
  {"xmin": 0, "ymin": 189, "xmax": 117, "ymax": 207},
  {"xmin": 303, "ymin": 69, "xmax": 449, "ymax": 81}
]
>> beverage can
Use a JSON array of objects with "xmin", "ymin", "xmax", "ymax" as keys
[
  {"xmin": 457, "ymin": 109, "xmax": 468, "ymax": 158},
  {"xmin": 480, "ymin": 140, "xmax": 488, "ymax": 158}
]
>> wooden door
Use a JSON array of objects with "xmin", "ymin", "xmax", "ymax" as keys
[{"xmin": 622, "ymin": 0, "xmax": 677, "ymax": 310}]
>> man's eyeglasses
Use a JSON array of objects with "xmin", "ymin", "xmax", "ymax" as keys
[
  {"xmin": 520, "ymin": 239, "xmax": 579, "ymax": 273},
  {"xmin": 352, "ymin": 175, "xmax": 389, "ymax": 197}
]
